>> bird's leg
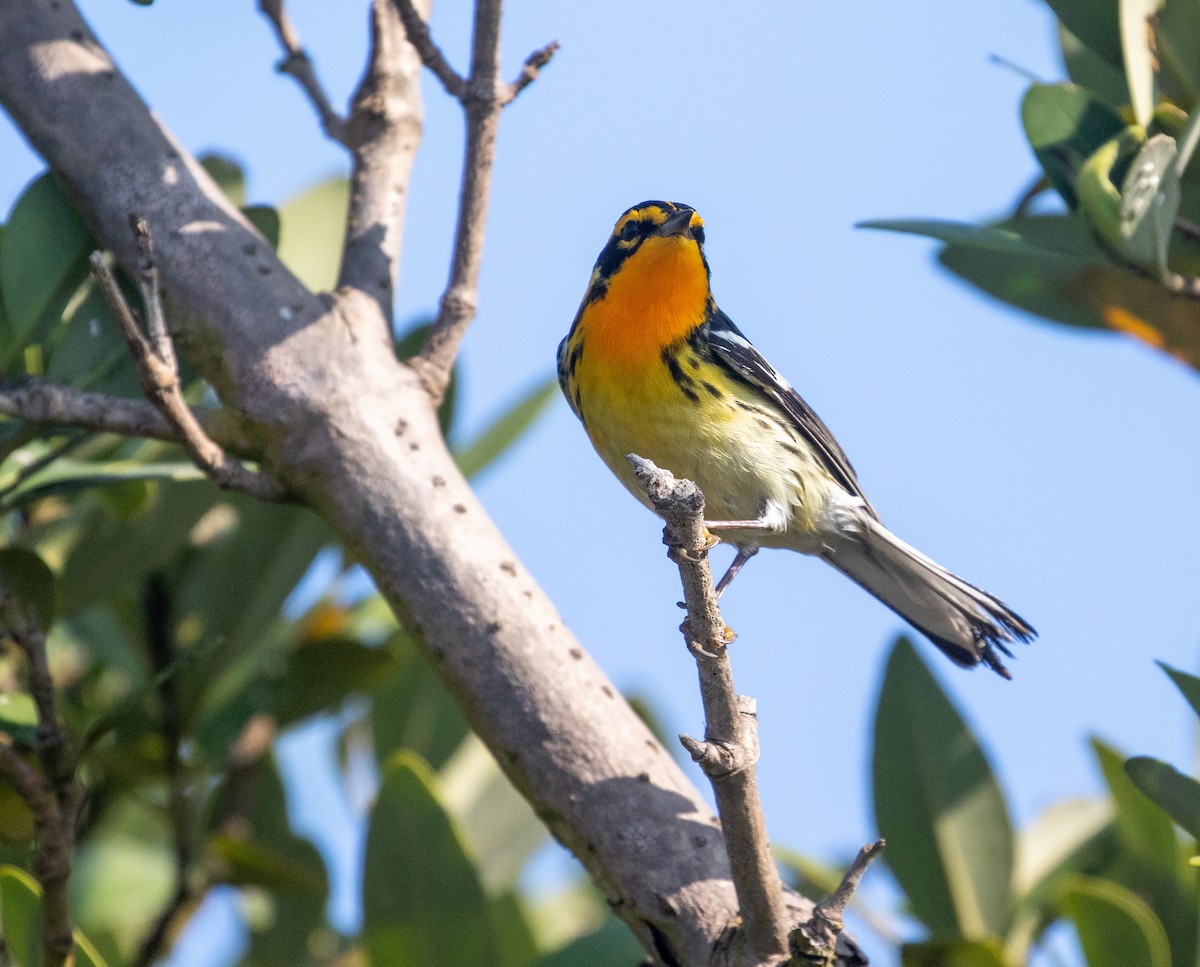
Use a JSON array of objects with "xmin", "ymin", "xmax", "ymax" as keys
[{"xmin": 714, "ymin": 547, "xmax": 758, "ymax": 598}]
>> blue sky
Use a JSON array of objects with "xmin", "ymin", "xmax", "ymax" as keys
[{"xmin": 4, "ymin": 1, "xmax": 1200, "ymax": 964}]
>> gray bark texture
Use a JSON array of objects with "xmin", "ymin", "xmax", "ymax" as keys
[{"xmin": 0, "ymin": 3, "xmax": 838, "ymax": 964}]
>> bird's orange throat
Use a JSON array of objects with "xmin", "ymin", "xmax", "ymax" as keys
[{"xmin": 582, "ymin": 237, "xmax": 710, "ymax": 370}]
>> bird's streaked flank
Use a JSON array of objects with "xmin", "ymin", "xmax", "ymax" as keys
[{"xmin": 558, "ymin": 200, "xmax": 1035, "ymax": 678}]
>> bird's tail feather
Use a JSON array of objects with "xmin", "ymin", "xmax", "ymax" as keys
[{"xmin": 821, "ymin": 518, "xmax": 1035, "ymax": 679}]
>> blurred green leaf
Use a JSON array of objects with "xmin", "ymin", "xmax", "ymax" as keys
[
  {"xmin": 1014, "ymin": 798, "xmax": 1114, "ymax": 901},
  {"xmin": 276, "ymin": 635, "xmax": 398, "ymax": 726},
  {"xmin": 1021, "ymin": 83, "xmax": 1128, "ymax": 209},
  {"xmin": 1118, "ymin": 134, "xmax": 1181, "ymax": 276},
  {"xmin": 371, "ymin": 630, "xmax": 470, "ymax": 772},
  {"xmin": 0, "ymin": 545, "xmax": 56, "ymax": 630},
  {"xmin": 0, "ymin": 863, "xmax": 41, "ymax": 967},
  {"xmin": 43, "ymin": 278, "xmax": 133, "ymax": 397},
  {"xmin": 243, "ymin": 205, "xmax": 281, "ymax": 250},
  {"xmin": 1092, "ymin": 738, "xmax": 1178, "ymax": 873},
  {"xmin": 363, "ymin": 752, "xmax": 500, "ymax": 967},
  {"xmin": 1044, "ymin": 0, "xmax": 1123, "ymax": 68},
  {"xmin": 872, "ymin": 637, "xmax": 1013, "ymax": 940},
  {"xmin": 439, "ymin": 734, "xmax": 548, "ymax": 895},
  {"xmin": 395, "ymin": 320, "xmax": 457, "ymax": 438},
  {"xmin": 455, "ymin": 379, "xmax": 556, "ymax": 479},
  {"xmin": 277, "ymin": 176, "xmax": 348, "ymax": 291},
  {"xmin": 0, "ymin": 692, "xmax": 38, "ymax": 746},
  {"xmin": 1059, "ymin": 23, "xmax": 1128, "ymax": 109},
  {"xmin": 531, "ymin": 916, "xmax": 643, "ymax": 967},
  {"xmin": 1077, "ymin": 127, "xmax": 1144, "ymax": 253},
  {"xmin": 900, "ymin": 940, "xmax": 1007, "ymax": 967},
  {"xmin": 861, "ymin": 217, "xmax": 1101, "ymax": 258},
  {"xmin": 1120, "ymin": 0, "xmax": 1164, "ymax": 126},
  {"xmin": 208, "ymin": 834, "xmax": 327, "ymax": 895},
  {"xmin": 1062, "ymin": 876, "xmax": 1171, "ymax": 967},
  {"xmin": 487, "ymin": 891, "xmax": 538, "ymax": 967},
  {"xmin": 1157, "ymin": 0, "xmax": 1200, "ymax": 108},
  {"xmin": 0, "ymin": 174, "xmax": 94, "ymax": 370},
  {"xmin": 1158, "ymin": 661, "xmax": 1200, "ymax": 720},
  {"xmin": 1125, "ymin": 755, "xmax": 1200, "ymax": 840},
  {"xmin": 1, "ymin": 460, "xmax": 204, "ymax": 512},
  {"xmin": 200, "ymin": 154, "xmax": 246, "ymax": 208}
]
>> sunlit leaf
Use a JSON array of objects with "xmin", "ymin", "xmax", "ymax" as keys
[
  {"xmin": 363, "ymin": 752, "xmax": 500, "ymax": 967},
  {"xmin": 1062, "ymin": 876, "xmax": 1171, "ymax": 967},
  {"xmin": 0, "ymin": 692, "xmax": 38, "ymax": 746},
  {"xmin": 1125, "ymin": 755, "xmax": 1200, "ymax": 840},
  {"xmin": 872, "ymin": 637, "xmax": 1013, "ymax": 940},
  {"xmin": 277, "ymin": 176, "xmax": 348, "ymax": 292},
  {"xmin": 900, "ymin": 939, "xmax": 1007, "ymax": 967},
  {"xmin": 1120, "ymin": 0, "xmax": 1164, "ymax": 127}
]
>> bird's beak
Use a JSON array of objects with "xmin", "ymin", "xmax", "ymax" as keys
[{"xmin": 658, "ymin": 209, "xmax": 695, "ymax": 238}]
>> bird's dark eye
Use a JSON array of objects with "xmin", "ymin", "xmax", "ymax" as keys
[{"xmin": 620, "ymin": 220, "xmax": 640, "ymax": 241}]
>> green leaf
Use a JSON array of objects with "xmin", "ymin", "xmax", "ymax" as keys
[
  {"xmin": 276, "ymin": 176, "xmax": 348, "ymax": 292},
  {"xmin": 396, "ymin": 320, "xmax": 457, "ymax": 438},
  {"xmin": 0, "ymin": 460, "xmax": 205, "ymax": 511},
  {"xmin": 200, "ymin": 154, "xmax": 246, "ymax": 208},
  {"xmin": 532, "ymin": 916, "xmax": 644, "ymax": 967},
  {"xmin": 242, "ymin": 205, "xmax": 281, "ymax": 251},
  {"xmin": 0, "ymin": 174, "xmax": 94, "ymax": 370},
  {"xmin": 439, "ymin": 734, "xmax": 548, "ymax": 894},
  {"xmin": 42, "ymin": 278, "xmax": 135, "ymax": 398},
  {"xmin": 487, "ymin": 891, "xmax": 539, "ymax": 967},
  {"xmin": 872, "ymin": 637, "xmax": 1013, "ymax": 940},
  {"xmin": 1, "ymin": 863, "xmax": 110, "ymax": 967},
  {"xmin": 0, "ymin": 863, "xmax": 41, "ymax": 966},
  {"xmin": 900, "ymin": 940, "xmax": 1007, "ymax": 967},
  {"xmin": 1125, "ymin": 756, "xmax": 1200, "ymax": 840},
  {"xmin": 1021, "ymin": 83, "xmax": 1128, "ymax": 209},
  {"xmin": 275, "ymin": 635, "xmax": 399, "ymax": 726},
  {"xmin": 0, "ymin": 692, "xmax": 38, "ymax": 746},
  {"xmin": 1014, "ymin": 798, "xmax": 1114, "ymax": 901},
  {"xmin": 208, "ymin": 834, "xmax": 328, "ymax": 895},
  {"xmin": 0, "ymin": 546, "xmax": 56, "ymax": 630},
  {"xmin": 363, "ymin": 752, "xmax": 501, "ymax": 967},
  {"xmin": 1157, "ymin": 1, "xmax": 1200, "ymax": 107},
  {"xmin": 1091, "ymin": 738, "xmax": 1178, "ymax": 873},
  {"xmin": 1061, "ymin": 876, "xmax": 1171, "ymax": 967},
  {"xmin": 455, "ymin": 379, "xmax": 557, "ymax": 479},
  {"xmin": 860, "ymin": 217, "xmax": 1099, "ymax": 259},
  {"xmin": 371, "ymin": 630, "xmax": 471, "ymax": 772},
  {"xmin": 1059, "ymin": 23, "xmax": 1128, "ymax": 109},
  {"xmin": 1118, "ymin": 133, "xmax": 1181, "ymax": 277},
  {"xmin": 1158, "ymin": 661, "xmax": 1200, "ymax": 721},
  {"xmin": 1120, "ymin": 0, "xmax": 1164, "ymax": 127},
  {"xmin": 1044, "ymin": 0, "xmax": 1123, "ymax": 68}
]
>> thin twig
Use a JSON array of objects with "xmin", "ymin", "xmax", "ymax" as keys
[
  {"xmin": 337, "ymin": 0, "xmax": 426, "ymax": 322},
  {"xmin": 499, "ymin": 40, "xmax": 560, "ymax": 105},
  {"xmin": 0, "ymin": 603, "xmax": 78, "ymax": 967},
  {"xmin": 401, "ymin": 0, "xmax": 558, "ymax": 403},
  {"xmin": 790, "ymin": 840, "xmax": 885, "ymax": 963},
  {"xmin": 628, "ymin": 455, "xmax": 790, "ymax": 963},
  {"xmin": 258, "ymin": 0, "xmax": 347, "ymax": 144},
  {"xmin": 89, "ymin": 222, "xmax": 287, "ymax": 502},
  {"xmin": 390, "ymin": 0, "xmax": 466, "ymax": 99}
]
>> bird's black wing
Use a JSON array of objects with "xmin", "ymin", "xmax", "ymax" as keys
[{"xmin": 703, "ymin": 310, "xmax": 879, "ymax": 518}]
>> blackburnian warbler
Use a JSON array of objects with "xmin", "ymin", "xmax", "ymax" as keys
[{"xmin": 558, "ymin": 201, "xmax": 1035, "ymax": 678}]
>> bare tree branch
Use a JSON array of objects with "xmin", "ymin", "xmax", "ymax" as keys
[
  {"xmin": 390, "ymin": 0, "xmax": 466, "ymax": 99},
  {"xmin": 630, "ymin": 456, "xmax": 790, "ymax": 963},
  {"xmin": 791, "ymin": 840, "xmax": 885, "ymax": 964},
  {"xmin": 403, "ymin": 0, "xmax": 557, "ymax": 402},
  {"xmin": 337, "ymin": 0, "xmax": 427, "ymax": 325},
  {"xmin": 258, "ymin": 0, "xmax": 347, "ymax": 144},
  {"xmin": 90, "ymin": 224, "xmax": 287, "ymax": 502},
  {"xmin": 500, "ymin": 40, "xmax": 560, "ymax": 105},
  {"xmin": 0, "ymin": 377, "xmax": 179, "ymax": 440}
]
